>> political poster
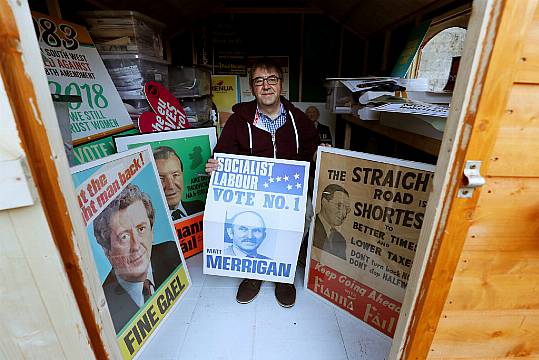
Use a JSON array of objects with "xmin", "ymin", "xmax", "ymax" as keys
[
  {"xmin": 305, "ymin": 147, "xmax": 434, "ymax": 338},
  {"xmin": 71, "ymin": 146, "xmax": 190, "ymax": 359},
  {"xmin": 115, "ymin": 128, "xmax": 217, "ymax": 258},
  {"xmin": 203, "ymin": 153, "xmax": 310, "ymax": 283},
  {"xmin": 391, "ymin": 20, "xmax": 431, "ymax": 77},
  {"xmin": 211, "ymin": 75, "xmax": 240, "ymax": 129},
  {"xmin": 138, "ymin": 81, "xmax": 190, "ymax": 133},
  {"xmin": 294, "ymin": 102, "xmax": 336, "ymax": 146},
  {"xmin": 32, "ymin": 12, "xmax": 133, "ymax": 145},
  {"xmin": 72, "ymin": 128, "xmax": 139, "ymax": 166}
]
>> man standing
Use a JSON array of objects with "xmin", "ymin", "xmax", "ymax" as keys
[
  {"xmin": 206, "ymin": 58, "xmax": 320, "ymax": 307},
  {"xmin": 93, "ymin": 184, "xmax": 181, "ymax": 332},
  {"xmin": 153, "ymin": 146, "xmax": 204, "ymax": 220},
  {"xmin": 313, "ymin": 184, "xmax": 351, "ymax": 260},
  {"xmin": 224, "ymin": 211, "xmax": 271, "ymax": 259}
]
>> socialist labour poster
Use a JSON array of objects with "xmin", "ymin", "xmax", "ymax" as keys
[
  {"xmin": 115, "ymin": 128, "xmax": 217, "ymax": 258},
  {"xmin": 305, "ymin": 147, "xmax": 434, "ymax": 338},
  {"xmin": 71, "ymin": 146, "xmax": 190, "ymax": 359},
  {"xmin": 203, "ymin": 153, "xmax": 310, "ymax": 283},
  {"xmin": 32, "ymin": 12, "xmax": 133, "ymax": 144}
]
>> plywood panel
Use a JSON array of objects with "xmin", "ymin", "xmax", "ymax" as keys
[
  {"xmin": 0, "ymin": 213, "xmax": 65, "ymax": 359},
  {"xmin": 444, "ymin": 250, "xmax": 539, "ymax": 311},
  {"xmin": 462, "ymin": 177, "xmax": 539, "ymax": 251},
  {"xmin": 489, "ymin": 84, "xmax": 539, "ymax": 177},
  {"xmin": 2, "ymin": 2, "xmax": 120, "ymax": 358},
  {"xmin": 455, "ymin": 250, "xmax": 539, "ymax": 276},
  {"xmin": 430, "ymin": 176, "xmax": 539, "ymax": 357},
  {"xmin": 514, "ymin": 4, "xmax": 539, "ymax": 83},
  {"xmin": 397, "ymin": 1, "xmax": 539, "ymax": 358},
  {"xmin": 445, "ymin": 276, "xmax": 539, "ymax": 312},
  {"xmin": 428, "ymin": 311, "xmax": 539, "ymax": 359}
]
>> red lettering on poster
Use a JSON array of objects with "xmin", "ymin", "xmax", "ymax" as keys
[{"xmin": 307, "ymin": 259, "xmax": 400, "ymax": 337}]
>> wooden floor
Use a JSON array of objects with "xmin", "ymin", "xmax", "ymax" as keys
[{"xmin": 138, "ymin": 253, "xmax": 392, "ymax": 360}]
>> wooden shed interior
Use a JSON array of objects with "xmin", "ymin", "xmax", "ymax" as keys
[
  {"xmin": 29, "ymin": 0, "xmax": 473, "ymax": 165},
  {"xmin": 4, "ymin": 0, "xmax": 539, "ymax": 359}
]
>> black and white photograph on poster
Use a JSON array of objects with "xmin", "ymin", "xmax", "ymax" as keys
[
  {"xmin": 304, "ymin": 146, "xmax": 434, "ymax": 337},
  {"xmin": 294, "ymin": 102, "xmax": 336, "ymax": 146},
  {"xmin": 203, "ymin": 153, "xmax": 310, "ymax": 283},
  {"xmin": 222, "ymin": 209, "xmax": 276, "ymax": 260}
]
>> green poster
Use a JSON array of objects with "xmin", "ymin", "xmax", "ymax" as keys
[{"xmin": 391, "ymin": 20, "xmax": 431, "ymax": 78}]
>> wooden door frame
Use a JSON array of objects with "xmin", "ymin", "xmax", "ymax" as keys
[
  {"xmin": 1, "ymin": 1, "xmax": 120, "ymax": 358},
  {"xmin": 3, "ymin": 0, "xmax": 536, "ymax": 359},
  {"xmin": 390, "ymin": 0, "xmax": 539, "ymax": 358}
]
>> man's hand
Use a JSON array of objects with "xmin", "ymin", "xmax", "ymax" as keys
[{"xmin": 205, "ymin": 158, "xmax": 219, "ymax": 174}]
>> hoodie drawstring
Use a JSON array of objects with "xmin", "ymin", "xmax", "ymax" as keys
[
  {"xmin": 247, "ymin": 122, "xmax": 253, "ymax": 155},
  {"xmin": 247, "ymin": 110, "xmax": 299, "ymax": 158}
]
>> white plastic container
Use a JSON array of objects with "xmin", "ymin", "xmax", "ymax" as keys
[
  {"xmin": 79, "ymin": 11, "xmax": 165, "ymax": 59},
  {"xmin": 324, "ymin": 80, "xmax": 354, "ymax": 113},
  {"xmin": 179, "ymin": 96, "xmax": 212, "ymax": 127},
  {"xmin": 169, "ymin": 66, "xmax": 211, "ymax": 98},
  {"xmin": 102, "ymin": 54, "xmax": 168, "ymax": 99}
]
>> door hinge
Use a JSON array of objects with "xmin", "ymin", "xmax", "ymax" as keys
[{"xmin": 458, "ymin": 160, "xmax": 486, "ymax": 198}]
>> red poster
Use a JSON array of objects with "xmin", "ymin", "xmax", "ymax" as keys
[
  {"xmin": 308, "ymin": 259, "xmax": 399, "ymax": 337},
  {"xmin": 139, "ymin": 81, "xmax": 190, "ymax": 133},
  {"xmin": 175, "ymin": 213, "xmax": 204, "ymax": 258}
]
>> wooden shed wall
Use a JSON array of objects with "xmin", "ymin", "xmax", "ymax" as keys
[{"xmin": 427, "ymin": 2, "xmax": 539, "ymax": 358}]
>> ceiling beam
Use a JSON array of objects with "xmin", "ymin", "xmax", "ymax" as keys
[
  {"xmin": 374, "ymin": 0, "xmax": 469, "ymax": 34},
  {"xmin": 338, "ymin": 1, "xmax": 366, "ymax": 25},
  {"xmin": 82, "ymin": 0, "xmax": 110, "ymax": 10},
  {"xmin": 211, "ymin": 6, "xmax": 322, "ymax": 14}
]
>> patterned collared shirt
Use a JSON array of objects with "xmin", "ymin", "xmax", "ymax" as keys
[{"xmin": 256, "ymin": 103, "xmax": 287, "ymax": 137}]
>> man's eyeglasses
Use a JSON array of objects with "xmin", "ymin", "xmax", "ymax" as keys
[{"xmin": 252, "ymin": 75, "xmax": 281, "ymax": 87}]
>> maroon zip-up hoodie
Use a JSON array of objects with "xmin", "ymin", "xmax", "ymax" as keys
[{"xmin": 214, "ymin": 97, "xmax": 320, "ymax": 162}]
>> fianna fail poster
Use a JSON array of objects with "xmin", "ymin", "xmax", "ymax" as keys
[
  {"xmin": 115, "ymin": 128, "xmax": 217, "ymax": 258},
  {"xmin": 32, "ymin": 12, "xmax": 133, "ymax": 144},
  {"xmin": 71, "ymin": 146, "xmax": 190, "ymax": 359},
  {"xmin": 305, "ymin": 147, "xmax": 434, "ymax": 337},
  {"xmin": 203, "ymin": 153, "xmax": 310, "ymax": 283}
]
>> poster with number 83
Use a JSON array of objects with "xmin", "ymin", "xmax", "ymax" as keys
[{"xmin": 32, "ymin": 12, "xmax": 134, "ymax": 145}]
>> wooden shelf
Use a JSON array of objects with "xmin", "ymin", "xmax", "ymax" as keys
[{"xmin": 342, "ymin": 114, "xmax": 441, "ymax": 156}]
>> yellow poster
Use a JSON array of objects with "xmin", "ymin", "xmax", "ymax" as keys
[{"xmin": 211, "ymin": 75, "xmax": 240, "ymax": 128}]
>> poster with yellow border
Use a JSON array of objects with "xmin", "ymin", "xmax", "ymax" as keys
[{"xmin": 71, "ymin": 146, "xmax": 191, "ymax": 359}]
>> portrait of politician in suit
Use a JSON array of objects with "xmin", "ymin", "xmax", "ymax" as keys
[
  {"xmin": 153, "ymin": 146, "xmax": 204, "ymax": 221},
  {"xmin": 313, "ymin": 184, "xmax": 351, "ymax": 260},
  {"xmin": 93, "ymin": 184, "xmax": 181, "ymax": 333},
  {"xmin": 223, "ymin": 211, "xmax": 271, "ymax": 259},
  {"xmin": 305, "ymin": 105, "xmax": 332, "ymax": 145}
]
